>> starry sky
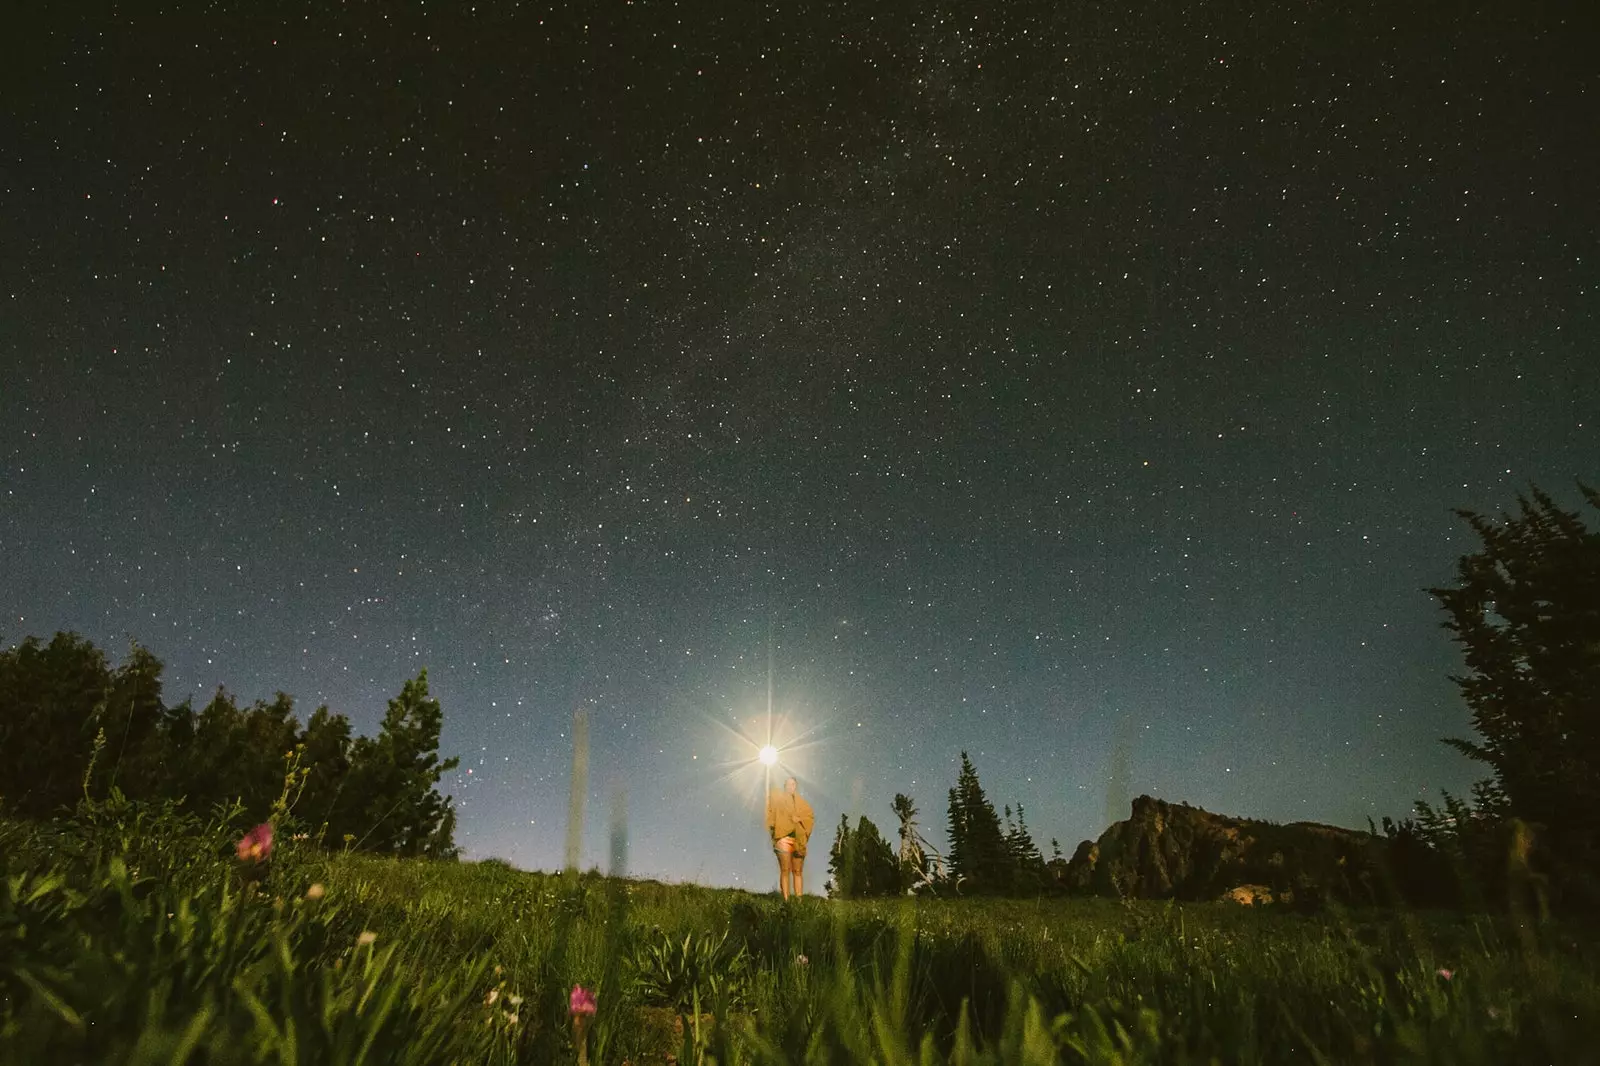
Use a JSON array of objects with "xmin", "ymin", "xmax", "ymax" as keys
[{"xmin": 3, "ymin": 2, "xmax": 1595, "ymax": 890}]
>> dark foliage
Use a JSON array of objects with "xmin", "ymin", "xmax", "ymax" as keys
[
  {"xmin": 0, "ymin": 632, "xmax": 458, "ymax": 857},
  {"xmin": 826, "ymin": 814, "xmax": 901, "ymax": 898},
  {"xmin": 945, "ymin": 752, "xmax": 1013, "ymax": 894},
  {"xmin": 1428, "ymin": 483, "xmax": 1600, "ymax": 907},
  {"xmin": 338, "ymin": 671, "xmax": 460, "ymax": 858},
  {"xmin": 0, "ymin": 632, "xmax": 113, "ymax": 819},
  {"xmin": 944, "ymin": 753, "xmax": 1050, "ymax": 895},
  {"xmin": 1003, "ymin": 803, "xmax": 1048, "ymax": 893}
]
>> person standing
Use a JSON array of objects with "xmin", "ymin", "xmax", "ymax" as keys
[{"xmin": 766, "ymin": 776, "xmax": 814, "ymax": 900}]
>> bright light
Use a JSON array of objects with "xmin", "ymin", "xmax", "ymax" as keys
[{"xmin": 758, "ymin": 744, "xmax": 778, "ymax": 766}]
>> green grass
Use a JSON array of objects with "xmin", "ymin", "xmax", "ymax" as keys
[{"xmin": 3, "ymin": 808, "xmax": 1598, "ymax": 1064}]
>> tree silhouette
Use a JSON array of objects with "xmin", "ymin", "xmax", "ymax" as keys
[
  {"xmin": 946, "ymin": 752, "xmax": 1012, "ymax": 893},
  {"xmin": 827, "ymin": 813, "xmax": 901, "ymax": 898},
  {"xmin": 1005, "ymin": 802, "xmax": 1047, "ymax": 892},
  {"xmin": 0, "ymin": 632, "xmax": 459, "ymax": 858},
  {"xmin": 891, "ymin": 793, "xmax": 923, "ymax": 880},
  {"xmin": 0, "ymin": 632, "xmax": 110, "ymax": 817},
  {"xmin": 101, "ymin": 642, "xmax": 166, "ymax": 794},
  {"xmin": 296, "ymin": 705, "xmax": 355, "ymax": 840},
  {"xmin": 342, "ymin": 670, "xmax": 460, "ymax": 857},
  {"xmin": 1429, "ymin": 484, "xmax": 1600, "ymax": 904}
]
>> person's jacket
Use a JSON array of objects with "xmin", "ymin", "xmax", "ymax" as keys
[{"xmin": 766, "ymin": 789, "xmax": 814, "ymax": 844}]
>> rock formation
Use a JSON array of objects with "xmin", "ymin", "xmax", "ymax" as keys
[{"xmin": 1062, "ymin": 795, "xmax": 1387, "ymax": 905}]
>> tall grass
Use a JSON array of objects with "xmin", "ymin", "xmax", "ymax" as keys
[{"xmin": 3, "ymin": 802, "xmax": 1596, "ymax": 1064}]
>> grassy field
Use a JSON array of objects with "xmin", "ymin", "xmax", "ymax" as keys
[{"xmin": 3, "ymin": 803, "xmax": 1598, "ymax": 1064}]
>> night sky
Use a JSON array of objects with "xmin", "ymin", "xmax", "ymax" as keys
[{"xmin": 3, "ymin": 2, "xmax": 1595, "ymax": 890}]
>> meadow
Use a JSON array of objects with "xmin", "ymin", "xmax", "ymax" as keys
[{"xmin": 3, "ymin": 798, "xmax": 1598, "ymax": 1065}]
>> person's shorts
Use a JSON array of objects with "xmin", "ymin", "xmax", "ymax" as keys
[{"xmin": 774, "ymin": 834, "xmax": 806, "ymax": 859}]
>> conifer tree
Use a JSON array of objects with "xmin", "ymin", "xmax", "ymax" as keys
[
  {"xmin": 1005, "ymin": 802, "xmax": 1046, "ymax": 891},
  {"xmin": 826, "ymin": 814, "xmax": 852, "ymax": 897},
  {"xmin": 945, "ymin": 751, "xmax": 1012, "ymax": 893},
  {"xmin": 946, "ymin": 783, "xmax": 967, "ymax": 885},
  {"xmin": 827, "ymin": 813, "xmax": 900, "ymax": 897}
]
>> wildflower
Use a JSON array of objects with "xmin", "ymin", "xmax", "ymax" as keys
[
  {"xmin": 357, "ymin": 930, "xmax": 378, "ymax": 946},
  {"xmin": 486, "ymin": 988, "xmax": 500, "ymax": 1005},
  {"xmin": 305, "ymin": 883, "xmax": 326, "ymax": 901},
  {"xmin": 506, "ymin": 1014, "xmax": 519, "ymax": 1026},
  {"xmin": 1437, "ymin": 968, "xmax": 1454, "ymax": 980},
  {"xmin": 795, "ymin": 954, "xmax": 809, "ymax": 967},
  {"xmin": 570, "ymin": 985, "xmax": 596, "ymax": 1066},
  {"xmin": 236, "ymin": 822, "xmax": 274, "ymax": 862},
  {"xmin": 507, "ymin": 993, "xmax": 523, "ymax": 1007}
]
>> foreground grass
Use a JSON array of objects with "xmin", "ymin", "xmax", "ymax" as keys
[{"xmin": 3, "ymin": 808, "xmax": 1598, "ymax": 1064}]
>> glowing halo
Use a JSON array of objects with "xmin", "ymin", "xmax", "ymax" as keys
[{"xmin": 758, "ymin": 744, "xmax": 779, "ymax": 766}]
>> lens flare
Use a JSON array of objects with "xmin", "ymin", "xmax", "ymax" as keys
[{"xmin": 758, "ymin": 744, "xmax": 779, "ymax": 766}]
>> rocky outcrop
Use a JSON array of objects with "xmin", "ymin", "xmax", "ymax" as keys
[{"xmin": 1062, "ymin": 795, "xmax": 1386, "ymax": 904}]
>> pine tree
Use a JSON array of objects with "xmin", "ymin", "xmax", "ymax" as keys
[
  {"xmin": 1045, "ymin": 836, "xmax": 1070, "ymax": 891},
  {"xmin": 945, "ymin": 752, "xmax": 1012, "ymax": 893},
  {"xmin": 946, "ymin": 783, "xmax": 968, "ymax": 885},
  {"xmin": 826, "ymin": 814, "xmax": 852, "ymax": 897},
  {"xmin": 828, "ymin": 813, "xmax": 900, "ymax": 898},
  {"xmin": 1005, "ymin": 802, "xmax": 1046, "ymax": 893},
  {"xmin": 858, "ymin": 815, "xmax": 902, "ymax": 896}
]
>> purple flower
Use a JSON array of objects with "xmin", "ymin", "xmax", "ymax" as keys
[
  {"xmin": 236, "ymin": 822, "xmax": 274, "ymax": 862},
  {"xmin": 570, "ymin": 984, "xmax": 597, "ymax": 1016},
  {"xmin": 1437, "ymin": 967, "xmax": 1454, "ymax": 981}
]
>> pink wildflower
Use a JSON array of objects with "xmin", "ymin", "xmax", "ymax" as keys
[
  {"xmin": 236, "ymin": 822, "xmax": 274, "ymax": 862},
  {"xmin": 1437, "ymin": 968, "xmax": 1454, "ymax": 981},
  {"xmin": 571, "ymin": 985, "xmax": 597, "ymax": 1066}
]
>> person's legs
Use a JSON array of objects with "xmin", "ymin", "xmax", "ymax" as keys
[
  {"xmin": 791, "ymin": 856, "xmax": 804, "ymax": 898},
  {"xmin": 776, "ymin": 850, "xmax": 793, "ymax": 899}
]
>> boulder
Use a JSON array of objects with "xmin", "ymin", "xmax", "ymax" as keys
[{"xmin": 1220, "ymin": 883, "xmax": 1280, "ymax": 906}]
